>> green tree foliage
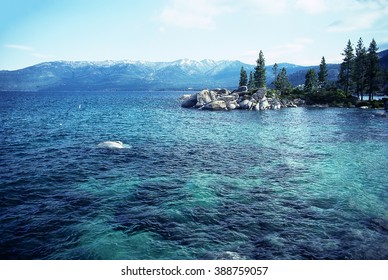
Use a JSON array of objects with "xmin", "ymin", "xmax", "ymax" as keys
[
  {"xmin": 239, "ymin": 66, "xmax": 248, "ymax": 87},
  {"xmin": 353, "ymin": 37, "xmax": 367, "ymax": 100},
  {"xmin": 366, "ymin": 38, "xmax": 381, "ymax": 101},
  {"xmin": 254, "ymin": 50, "xmax": 266, "ymax": 88},
  {"xmin": 338, "ymin": 40, "xmax": 354, "ymax": 95},
  {"xmin": 272, "ymin": 63, "xmax": 278, "ymax": 88},
  {"xmin": 248, "ymin": 71, "xmax": 254, "ymax": 89},
  {"xmin": 318, "ymin": 56, "xmax": 328, "ymax": 87},
  {"xmin": 275, "ymin": 67, "xmax": 291, "ymax": 95},
  {"xmin": 304, "ymin": 69, "xmax": 318, "ymax": 93},
  {"xmin": 306, "ymin": 88, "xmax": 350, "ymax": 106}
]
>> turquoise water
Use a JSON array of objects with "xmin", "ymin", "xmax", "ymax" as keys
[{"xmin": 0, "ymin": 91, "xmax": 387, "ymax": 259}]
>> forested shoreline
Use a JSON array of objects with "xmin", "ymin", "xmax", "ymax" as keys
[{"xmin": 238, "ymin": 38, "xmax": 387, "ymax": 108}]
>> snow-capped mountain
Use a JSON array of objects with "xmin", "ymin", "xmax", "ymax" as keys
[
  {"xmin": 0, "ymin": 59, "xmax": 255, "ymax": 91},
  {"xmin": 0, "ymin": 58, "xmax": 347, "ymax": 92},
  {"xmin": 3, "ymin": 48, "xmax": 388, "ymax": 92}
]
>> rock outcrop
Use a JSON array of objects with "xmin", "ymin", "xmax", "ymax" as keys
[
  {"xmin": 181, "ymin": 87, "xmax": 301, "ymax": 111},
  {"xmin": 181, "ymin": 93, "xmax": 198, "ymax": 108}
]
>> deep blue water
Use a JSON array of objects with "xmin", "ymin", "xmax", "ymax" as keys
[{"xmin": 1, "ymin": 91, "xmax": 387, "ymax": 260}]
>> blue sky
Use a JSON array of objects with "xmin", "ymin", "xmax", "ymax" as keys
[{"xmin": 1, "ymin": 0, "xmax": 388, "ymax": 70}]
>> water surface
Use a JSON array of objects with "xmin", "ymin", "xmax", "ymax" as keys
[{"xmin": 1, "ymin": 91, "xmax": 387, "ymax": 259}]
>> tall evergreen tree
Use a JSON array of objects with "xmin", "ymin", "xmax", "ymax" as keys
[
  {"xmin": 248, "ymin": 71, "xmax": 254, "ymax": 89},
  {"xmin": 275, "ymin": 67, "xmax": 291, "ymax": 95},
  {"xmin": 239, "ymin": 66, "xmax": 248, "ymax": 87},
  {"xmin": 318, "ymin": 56, "xmax": 328, "ymax": 88},
  {"xmin": 337, "ymin": 63, "xmax": 347, "ymax": 91},
  {"xmin": 254, "ymin": 50, "xmax": 266, "ymax": 88},
  {"xmin": 366, "ymin": 38, "xmax": 381, "ymax": 101},
  {"xmin": 338, "ymin": 40, "xmax": 354, "ymax": 95},
  {"xmin": 305, "ymin": 69, "xmax": 318, "ymax": 93},
  {"xmin": 353, "ymin": 37, "xmax": 367, "ymax": 100},
  {"xmin": 272, "ymin": 63, "xmax": 279, "ymax": 88}
]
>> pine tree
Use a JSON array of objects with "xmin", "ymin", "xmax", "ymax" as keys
[
  {"xmin": 337, "ymin": 63, "xmax": 347, "ymax": 91},
  {"xmin": 239, "ymin": 66, "xmax": 248, "ymax": 87},
  {"xmin": 254, "ymin": 50, "xmax": 266, "ymax": 88},
  {"xmin": 272, "ymin": 63, "xmax": 279, "ymax": 88},
  {"xmin": 338, "ymin": 40, "xmax": 355, "ymax": 95},
  {"xmin": 305, "ymin": 69, "xmax": 318, "ymax": 93},
  {"xmin": 275, "ymin": 67, "xmax": 291, "ymax": 95},
  {"xmin": 353, "ymin": 37, "xmax": 367, "ymax": 101},
  {"xmin": 366, "ymin": 38, "xmax": 381, "ymax": 101},
  {"xmin": 248, "ymin": 71, "xmax": 254, "ymax": 90},
  {"xmin": 318, "ymin": 56, "xmax": 328, "ymax": 88}
]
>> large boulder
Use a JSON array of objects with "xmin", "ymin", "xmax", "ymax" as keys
[
  {"xmin": 227, "ymin": 100, "xmax": 239, "ymax": 110},
  {"xmin": 293, "ymin": 98, "xmax": 305, "ymax": 107},
  {"xmin": 218, "ymin": 94, "xmax": 238, "ymax": 103},
  {"xmin": 180, "ymin": 94, "xmax": 192, "ymax": 101},
  {"xmin": 212, "ymin": 88, "xmax": 230, "ymax": 95},
  {"xmin": 235, "ymin": 86, "xmax": 248, "ymax": 93},
  {"xmin": 239, "ymin": 99, "xmax": 253, "ymax": 110},
  {"xmin": 181, "ymin": 87, "xmax": 296, "ymax": 112},
  {"xmin": 254, "ymin": 96, "xmax": 270, "ymax": 110},
  {"xmin": 196, "ymin": 89, "xmax": 217, "ymax": 108},
  {"xmin": 280, "ymin": 99, "xmax": 297, "ymax": 108},
  {"xmin": 252, "ymin": 88, "xmax": 267, "ymax": 101},
  {"xmin": 203, "ymin": 100, "xmax": 227, "ymax": 110},
  {"xmin": 271, "ymin": 98, "xmax": 282, "ymax": 110},
  {"xmin": 181, "ymin": 93, "xmax": 198, "ymax": 108}
]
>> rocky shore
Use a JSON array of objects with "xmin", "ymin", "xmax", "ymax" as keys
[{"xmin": 180, "ymin": 87, "xmax": 305, "ymax": 111}]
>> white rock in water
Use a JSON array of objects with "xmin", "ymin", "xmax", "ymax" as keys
[
  {"xmin": 180, "ymin": 94, "xmax": 192, "ymax": 101},
  {"xmin": 97, "ymin": 141, "xmax": 125, "ymax": 149},
  {"xmin": 203, "ymin": 100, "xmax": 227, "ymax": 110},
  {"xmin": 239, "ymin": 99, "xmax": 252, "ymax": 109}
]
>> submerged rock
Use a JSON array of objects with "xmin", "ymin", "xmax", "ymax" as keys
[{"xmin": 97, "ymin": 141, "xmax": 125, "ymax": 149}]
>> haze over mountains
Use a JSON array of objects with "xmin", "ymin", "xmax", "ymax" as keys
[{"xmin": 1, "ymin": 50, "xmax": 387, "ymax": 92}]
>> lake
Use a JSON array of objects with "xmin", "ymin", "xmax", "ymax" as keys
[{"xmin": 0, "ymin": 91, "xmax": 387, "ymax": 259}]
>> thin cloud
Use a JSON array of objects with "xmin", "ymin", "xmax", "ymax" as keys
[
  {"xmin": 4, "ymin": 44, "xmax": 54, "ymax": 61},
  {"xmin": 268, "ymin": 38, "xmax": 313, "ymax": 57},
  {"xmin": 5, "ymin": 44, "xmax": 34, "ymax": 51},
  {"xmin": 295, "ymin": 0, "xmax": 327, "ymax": 14},
  {"xmin": 326, "ymin": 0, "xmax": 388, "ymax": 32},
  {"xmin": 158, "ymin": 0, "xmax": 233, "ymax": 29},
  {"xmin": 246, "ymin": 0, "xmax": 288, "ymax": 15},
  {"xmin": 326, "ymin": 11, "xmax": 384, "ymax": 32},
  {"xmin": 242, "ymin": 38, "xmax": 314, "ymax": 64}
]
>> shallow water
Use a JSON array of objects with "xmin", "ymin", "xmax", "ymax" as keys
[{"xmin": 0, "ymin": 91, "xmax": 387, "ymax": 259}]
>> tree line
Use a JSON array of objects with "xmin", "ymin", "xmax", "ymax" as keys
[{"xmin": 239, "ymin": 38, "xmax": 384, "ymax": 102}]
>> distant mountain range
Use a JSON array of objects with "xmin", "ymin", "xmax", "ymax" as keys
[{"xmin": 1, "ymin": 50, "xmax": 387, "ymax": 92}]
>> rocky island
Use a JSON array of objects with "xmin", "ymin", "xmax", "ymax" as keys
[{"xmin": 181, "ymin": 86, "xmax": 304, "ymax": 111}]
